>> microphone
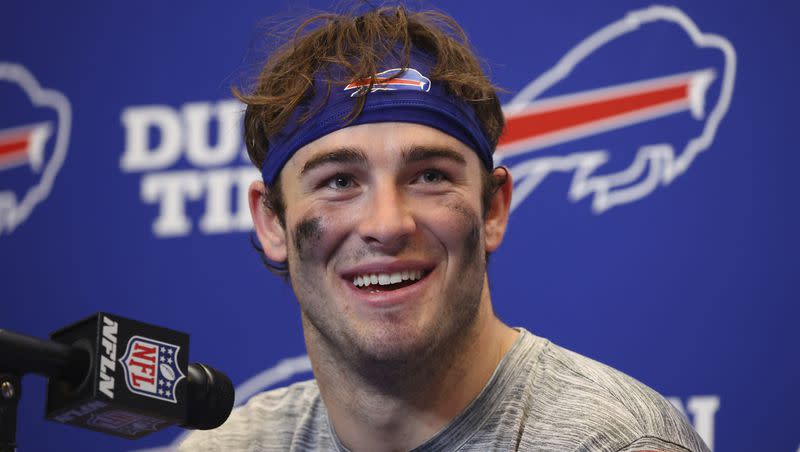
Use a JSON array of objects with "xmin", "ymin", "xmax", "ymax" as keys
[{"xmin": 0, "ymin": 313, "xmax": 234, "ymax": 439}]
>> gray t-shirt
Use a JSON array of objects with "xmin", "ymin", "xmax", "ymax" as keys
[{"xmin": 181, "ymin": 330, "xmax": 709, "ymax": 451}]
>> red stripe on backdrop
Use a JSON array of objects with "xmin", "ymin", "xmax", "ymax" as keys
[
  {"xmin": 0, "ymin": 136, "xmax": 29, "ymax": 158},
  {"xmin": 499, "ymin": 83, "xmax": 688, "ymax": 147}
]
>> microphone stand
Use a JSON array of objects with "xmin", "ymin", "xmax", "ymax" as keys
[
  {"xmin": 0, "ymin": 372, "xmax": 20, "ymax": 452},
  {"xmin": 0, "ymin": 329, "xmax": 88, "ymax": 452}
]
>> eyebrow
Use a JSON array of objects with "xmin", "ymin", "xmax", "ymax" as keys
[
  {"xmin": 300, "ymin": 148, "xmax": 368, "ymax": 175},
  {"xmin": 402, "ymin": 146, "xmax": 467, "ymax": 166},
  {"xmin": 299, "ymin": 145, "xmax": 467, "ymax": 176}
]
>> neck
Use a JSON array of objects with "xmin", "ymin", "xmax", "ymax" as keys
[{"xmin": 305, "ymin": 283, "xmax": 518, "ymax": 452}]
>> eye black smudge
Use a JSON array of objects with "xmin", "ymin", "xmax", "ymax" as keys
[
  {"xmin": 463, "ymin": 214, "xmax": 481, "ymax": 265},
  {"xmin": 445, "ymin": 201, "xmax": 482, "ymax": 265},
  {"xmin": 293, "ymin": 216, "xmax": 322, "ymax": 261}
]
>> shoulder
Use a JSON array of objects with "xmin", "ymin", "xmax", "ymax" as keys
[
  {"xmin": 518, "ymin": 337, "xmax": 709, "ymax": 451},
  {"xmin": 537, "ymin": 341, "xmax": 674, "ymax": 418},
  {"xmin": 179, "ymin": 379, "xmax": 331, "ymax": 451}
]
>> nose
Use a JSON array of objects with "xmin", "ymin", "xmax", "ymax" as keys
[{"xmin": 357, "ymin": 180, "xmax": 416, "ymax": 251}]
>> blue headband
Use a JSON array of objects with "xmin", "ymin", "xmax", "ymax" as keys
[{"xmin": 261, "ymin": 54, "xmax": 494, "ymax": 185}]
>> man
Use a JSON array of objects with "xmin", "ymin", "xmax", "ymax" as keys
[{"xmin": 182, "ymin": 6, "xmax": 709, "ymax": 451}]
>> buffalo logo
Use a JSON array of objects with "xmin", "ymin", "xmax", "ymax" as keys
[
  {"xmin": 119, "ymin": 336, "xmax": 185, "ymax": 404},
  {"xmin": 0, "ymin": 63, "xmax": 72, "ymax": 234},
  {"xmin": 344, "ymin": 68, "xmax": 431, "ymax": 97},
  {"xmin": 498, "ymin": 6, "xmax": 736, "ymax": 213}
]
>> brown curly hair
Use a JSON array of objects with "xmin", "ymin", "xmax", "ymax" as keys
[
  {"xmin": 238, "ymin": 5, "xmax": 506, "ymax": 277},
  {"xmin": 236, "ymin": 5, "xmax": 504, "ymax": 174}
]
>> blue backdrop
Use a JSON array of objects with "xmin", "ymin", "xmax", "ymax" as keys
[{"xmin": 1, "ymin": 1, "xmax": 797, "ymax": 451}]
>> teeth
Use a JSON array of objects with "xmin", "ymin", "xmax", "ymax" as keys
[{"xmin": 352, "ymin": 270, "xmax": 425, "ymax": 287}]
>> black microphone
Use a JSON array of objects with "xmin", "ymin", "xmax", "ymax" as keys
[{"xmin": 0, "ymin": 313, "xmax": 234, "ymax": 439}]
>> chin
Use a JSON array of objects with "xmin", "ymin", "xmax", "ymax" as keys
[
  {"xmin": 347, "ymin": 320, "xmax": 453, "ymax": 365},
  {"xmin": 360, "ymin": 336, "xmax": 431, "ymax": 362}
]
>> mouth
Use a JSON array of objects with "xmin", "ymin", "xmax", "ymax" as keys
[{"xmin": 348, "ymin": 269, "xmax": 431, "ymax": 292}]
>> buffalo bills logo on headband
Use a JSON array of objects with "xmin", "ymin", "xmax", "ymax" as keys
[{"xmin": 344, "ymin": 68, "xmax": 431, "ymax": 97}]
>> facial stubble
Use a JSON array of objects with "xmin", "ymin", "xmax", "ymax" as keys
[{"xmin": 289, "ymin": 202, "xmax": 486, "ymax": 387}]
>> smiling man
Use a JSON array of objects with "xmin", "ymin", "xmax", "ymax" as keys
[{"xmin": 181, "ymin": 6, "xmax": 709, "ymax": 452}]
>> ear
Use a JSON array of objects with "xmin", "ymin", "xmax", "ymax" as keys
[
  {"xmin": 249, "ymin": 180, "xmax": 288, "ymax": 262},
  {"xmin": 484, "ymin": 167, "xmax": 513, "ymax": 253}
]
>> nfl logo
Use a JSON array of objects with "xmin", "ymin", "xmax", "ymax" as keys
[{"xmin": 119, "ymin": 335, "xmax": 186, "ymax": 403}]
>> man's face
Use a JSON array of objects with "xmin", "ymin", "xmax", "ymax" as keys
[{"xmin": 252, "ymin": 122, "xmax": 509, "ymax": 365}]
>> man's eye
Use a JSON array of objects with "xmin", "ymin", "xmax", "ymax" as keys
[
  {"xmin": 416, "ymin": 170, "xmax": 446, "ymax": 184},
  {"xmin": 325, "ymin": 175, "xmax": 355, "ymax": 190}
]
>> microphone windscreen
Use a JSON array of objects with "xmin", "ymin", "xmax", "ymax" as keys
[{"xmin": 184, "ymin": 363, "xmax": 234, "ymax": 430}]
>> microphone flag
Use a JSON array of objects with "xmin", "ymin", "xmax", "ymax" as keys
[{"xmin": 45, "ymin": 313, "xmax": 190, "ymax": 439}]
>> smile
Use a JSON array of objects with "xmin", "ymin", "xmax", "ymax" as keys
[{"xmin": 352, "ymin": 270, "xmax": 426, "ymax": 290}]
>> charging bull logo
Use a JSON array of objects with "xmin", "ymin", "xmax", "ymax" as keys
[
  {"xmin": 119, "ymin": 336, "xmax": 185, "ymax": 404},
  {"xmin": 499, "ymin": 6, "xmax": 736, "ymax": 213},
  {"xmin": 0, "ymin": 63, "xmax": 72, "ymax": 234}
]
